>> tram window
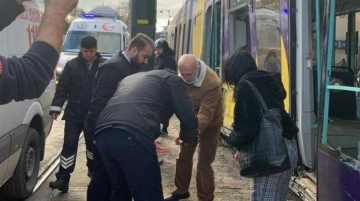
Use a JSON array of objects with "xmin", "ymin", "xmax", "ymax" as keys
[
  {"xmin": 255, "ymin": 7, "xmax": 281, "ymax": 72},
  {"xmin": 203, "ymin": 7, "xmax": 212, "ymax": 63},
  {"xmin": 229, "ymin": 7, "xmax": 249, "ymax": 53},
  {"xmin": 334, "ymin": 15, "xmax": 348, "ymax": 71},
  {"xmin": 355, "ymin": 13, "xmax": 360, "ymax": 75}
]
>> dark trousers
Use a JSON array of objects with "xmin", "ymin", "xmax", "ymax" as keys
[
  {"xmin": 83, "ymin": 128, "xmax": 95, "ymax": 174},
  {"xmin": 95, "ymin": 128, "xmax": 164, "ymax": 201},
  {"xmin": 87, "ymin": 147, "xmax": 111, "ymax": 201},
  {"xmin": 161, "ymin": 120, "xmax": 169, "ymax": 132},
  {"xmin": 57, "ymin": 121, "xmax": 88, "ymax": 179},
  {"xmin": 174, "ymin": 125, "xmax": 221, "ymax": 201}
]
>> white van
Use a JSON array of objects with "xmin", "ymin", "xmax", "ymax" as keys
[
  {"xmin": 56, "ymin": 8, "xmax": 129, "ymax": 79},
  {"xmin": 0, "ymin": 1, "xmax": 55, "ymax": 199}
]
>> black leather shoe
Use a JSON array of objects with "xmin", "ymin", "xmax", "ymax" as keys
[
  {"xmin": 49, "ymin": 178, "xmax": 69, "ymax": 193},
  {"xmin": 164, "ymin": 192, "xmax": 190, "ymax": 201}
]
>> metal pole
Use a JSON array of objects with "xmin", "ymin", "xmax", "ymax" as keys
[
  {"xmin": 316, "ymin": 0, "xmax": 322, "ymax": 106},
  {"xmin": 321, "ymin": 0, "xmax": 335, "ymax": 145}
]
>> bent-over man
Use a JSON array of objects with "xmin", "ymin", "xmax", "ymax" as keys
[
  {"xmin": 94, "ymin": 70, "xmax": 199, "ymax": 201},
  {"xmin": 165, "ymin": 54, "xmax": 224, "ymax": 201}
]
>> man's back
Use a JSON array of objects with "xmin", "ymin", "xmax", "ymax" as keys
[{"xmin": 96, "ymin": 70, "xmax": 197, "ymax": 141}]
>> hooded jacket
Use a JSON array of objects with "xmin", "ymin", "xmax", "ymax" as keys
[
  {"xmin": 155, "ymin": 48, "xmax": 177, "ymax": 73},
  {"xmin": 231, "ymin": 70, "xmax": 298, "ymax": 146},
  {"xmin": 155, "ymin": 39, "xmax": 177, "ymax": 73}
]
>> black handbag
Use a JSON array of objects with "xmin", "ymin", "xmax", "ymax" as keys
[{"xmin": 237, "ymin": 80, "xmax": 291, "ymax": 178}]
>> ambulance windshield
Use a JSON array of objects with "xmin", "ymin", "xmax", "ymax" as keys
[{"xmin": 62, "ymin": 31, "xmax": 122, "ymax": 55}]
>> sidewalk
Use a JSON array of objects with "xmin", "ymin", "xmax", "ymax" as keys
[{"xmin": 43, "ymin": 116, "xmax": 252, "ymax": 201}]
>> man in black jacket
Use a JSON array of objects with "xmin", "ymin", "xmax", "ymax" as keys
[
  {"xmin": 86, "ymin": 33, "xmax": 154, "ymax": 201},
  {"xmin": 154, "ymin": 38, "xmax": 177, "ymax": 136},
  {"xmin": 94, "ymin": 70, "xmax": 198, "ymax": 201},
  {"xmin": 154, "ymin": 38, "xmax": 177, "ymax": 73},
  {"xmin": 0, "ymin": 0, "xmax": 78, "ymax": 105},
  {"xmin": 48, "ymin": 35, "xmax": 105, "ymax": 193}
]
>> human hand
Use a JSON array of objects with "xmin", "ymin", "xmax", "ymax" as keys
[
  {"xmin": 174, "ymin": 137, "xmax": 181, "ymax": 145},
  {"xmin": 175, "ymin": 137, "xmax": 196, "ymax": 146},
  {"xmin": 177, "ymin": 129, "xmax": 199, "ymax": 146},
  {"xmin": 155, "ymin": 141, "xmax": 167, "ymax": 156},
  {"xmin": 50, "ymin": 112, "xmax": 59, "ymax": 120},
  {"xmin": 233, "ymin": 151, "xmax": 239, "ymax": 160},
  {"xmin": 44, "ymin": 0, "xmax": 79, "ymax": 17}
]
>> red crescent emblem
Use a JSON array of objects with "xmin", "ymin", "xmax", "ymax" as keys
[
  {"xmin": 0, "ymin": 60, "xmax": 3, "ymax": 76},
  {"xmin": 102, "ymin": 23, "xmax": 115, "ymax": 31}
]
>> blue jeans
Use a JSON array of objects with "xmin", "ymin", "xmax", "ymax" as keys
[{"xmin": 95, "ymin": 128, "xmax": 164, "ymax": 201}]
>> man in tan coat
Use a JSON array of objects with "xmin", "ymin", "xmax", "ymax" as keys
[{"xmin": 165, "ymin": 54, "xmax": 223, "ymax": 201}]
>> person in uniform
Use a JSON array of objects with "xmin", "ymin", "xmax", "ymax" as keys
[{"xmin": 48, "ymin": 35, "xmax": 105, "ymax": 193}]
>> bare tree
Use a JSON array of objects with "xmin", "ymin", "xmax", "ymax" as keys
[
  {"xmin": 64, "ymin": 8, "xmax": 84, "ymax": 33},
  {"xmin": 116, "ymin": 0, "xmax": 130, "ymax": 24}
]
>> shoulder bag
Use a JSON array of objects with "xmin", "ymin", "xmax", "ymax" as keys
[{"xmin": 238, "ymin": 80, "xmax": 291, "ymax": 178}]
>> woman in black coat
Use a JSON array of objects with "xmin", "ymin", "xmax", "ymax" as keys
[{"xmin": 222, "ymin": 49, "xmax": 298, "ymax": 201}]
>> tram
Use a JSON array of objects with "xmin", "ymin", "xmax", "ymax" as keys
[{"xmin": 167, "ymin": 0, "xmax": 360, "ymax": 200}]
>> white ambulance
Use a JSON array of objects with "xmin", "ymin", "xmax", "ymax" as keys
[{"xmin": 56, "ymin": 7, "xmax": 129, "ymax": 79}]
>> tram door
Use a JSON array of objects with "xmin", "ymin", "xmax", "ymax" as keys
[
  {"xmin": 317, "ymin": 6, "xmax": 360, "ymax": 200},
  {"xmin": 202, "ymin": 1, "xmax": 221, "ymax": 72},
  {"xmin": 221, "ymin": 4, "xmax": 250, "ymax": 135},
  {"xmin": 321, "ymin": 11, "xmax": 360, "ymax": 168}
]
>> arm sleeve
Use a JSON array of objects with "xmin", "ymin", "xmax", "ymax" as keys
[
  {"xmin": 50, "ymin": 62, "xmax": 72, "ymax": 111},
  {"xmin": 167, "ymin": 76, "xmax": 198, "ymax": 143},
  {"xmin": 0, "ymin": 41, "xmax": 59, "ymax": 105},
  {"xmin": 197, "ymin": 84, "xmax": 222, "ymax": 133},
  {"xmin": 87, "ymin": 65, "xmax": 122, "ymax": 123},
  {"xmin": 0, "ymin": 0, "xmax": 25, "ymax": 31}
]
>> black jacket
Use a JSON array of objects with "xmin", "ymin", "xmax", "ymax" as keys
[
  {"xmin": 231, "ymin": 70, "xmax": 298, "ymax": 147},
  {"xmin": 86, "ymin": 53, "xmax": 140, "ymax": 130},
  {"xmin": 155, "ymin": 49, "xmax": 177, "ymax": 73},
  {"xmin": 96, "ymin": 70, "xmax": 198, "ymax": 142},
  {"xmin": 0, "ymin": 0, "xmax": 24, "ymax": 31},
  {"xmin": 50, "ymin": 53, "xmax": 105, "ymax": 122},
  {"xmin": 0, "ymin": 41, "xmax": 58, "ymax": 105}
]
